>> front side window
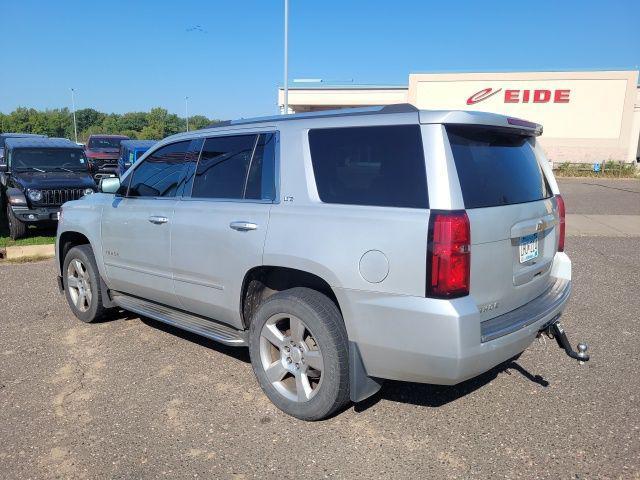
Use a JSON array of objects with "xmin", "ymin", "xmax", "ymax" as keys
[
  {"xmin": 308, "ymin": 125, "xmax": 428, "ymax": 208},
  {"xmin": 191, "ymin": 133, "xmax": 276, "ymax": 201},
  {"xmin": 128, "ymin": 141, "xmax": 190, "ymax": 198}
]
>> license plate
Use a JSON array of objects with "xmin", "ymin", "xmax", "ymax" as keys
[{"xmin": 519, "ymin": 233, "xmax": 539, "ymax": 263}]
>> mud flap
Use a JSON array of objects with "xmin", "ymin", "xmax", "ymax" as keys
[
  {"xmin": 100, "ymin": 276, "xmax": 116, "ymax": 308},
  {"xmin": 349, "ymin": 342, "xmax": 383, "ymax": 402}
]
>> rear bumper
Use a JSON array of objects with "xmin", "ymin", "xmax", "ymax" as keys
[{"xmin": 337, "ymin": 256, "xmax": 572, "ymax": 385}]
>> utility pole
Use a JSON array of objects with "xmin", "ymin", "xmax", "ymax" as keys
[
  {"xmin": 70, "ymin": 88, "xmax": 78, "ymax": 143},
  {"xmin": 185, "ymin": 96, "xmax": 189, "ymax": 132},
  {"xmin": 283, "ymin": 0, "xmax": 289, "ymax": 114}
]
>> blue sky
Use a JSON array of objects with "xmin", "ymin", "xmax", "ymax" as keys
[{"xmin": 2, "ymin": 0, "xmax": 639, "ymax": 120}]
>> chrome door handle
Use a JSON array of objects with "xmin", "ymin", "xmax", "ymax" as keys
[
  {"xmin": 230, "ymin": 221, "xmax": 258, "ymax": 231},
  {"xmin": 148, "ymin": 215, "xmax": 169, "ymax": 225}
]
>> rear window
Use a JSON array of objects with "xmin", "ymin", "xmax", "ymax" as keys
[
  {"xmin": 447, "ymin": 126, "xmax": 552, "ymax": 209},
  {"xmin": 308, "ymin": 125, "xmax": 428, "ymax": 208}
]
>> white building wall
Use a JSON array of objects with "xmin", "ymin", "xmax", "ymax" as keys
[{"xmin": 279, "ymin": 70, "xmax": 640, "ymax": 164}]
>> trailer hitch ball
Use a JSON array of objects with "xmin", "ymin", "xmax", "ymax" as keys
[
  {"xmin": 577, "ymin": 343, "xmax": 589, "ymax": 364},
  {"xmin": 544, "ymin": 321, "xmax": 590, "ymax": 364}
]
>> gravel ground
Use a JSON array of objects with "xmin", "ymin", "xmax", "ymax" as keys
[{"xmin": 0, "ymin": 180, "xmax": 639, "ymax": 479}]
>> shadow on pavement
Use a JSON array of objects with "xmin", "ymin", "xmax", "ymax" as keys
[
  {"xmin": 139, "ymin": 316, "xmax": 251, "ymax": 363},
  {"xmin": 354, "ymin": 359, "xmax": 548, "ymax": 412}
]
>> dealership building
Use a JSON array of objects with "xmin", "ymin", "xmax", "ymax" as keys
[{"xmin": 278, "ymin": 70, "xmax": 640, "ymax": 164}]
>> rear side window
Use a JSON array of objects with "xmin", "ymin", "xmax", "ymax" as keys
[
  {"xmin": 128, "ymin": 141, "xmax": 190, "ymax": 198},
  {"xmin": 245, "ymin": 133, "xmax": 276, "ymax": 200},
  {"xmin": 308, "ymin": 125, "xmax": 428, "ymax": 208},
  {"xmin": 191, "ymin": 133, "xmax": 276, "ymax": 201},
  {"xmin": 447, "ymin": 126, "xmax": 552, "ymax": 208}
]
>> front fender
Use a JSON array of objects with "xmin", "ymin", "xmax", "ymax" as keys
[{"xmin": 56, "ymin": 196, "xmax": 107, "ymax": 280}]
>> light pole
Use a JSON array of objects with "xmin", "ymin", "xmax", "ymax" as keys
[
  {"xmin": 70, "ymin": 88, "xmax": 78, "ymax": 143},
  {"xmin": 185, "ymin": 96, "xmax": 189, "ymax": 132},
  {"xmin": 283, "ymin": 0, "xmax": 289, "ymax": 114}
]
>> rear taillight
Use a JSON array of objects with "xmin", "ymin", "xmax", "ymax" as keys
[
  {"xmin": 556, "ymin": 194, "xmax": 566, "ymax": 252},
  {"xmin": 426, "ymin": 210, "xmax": 470, "ymax": 298}
]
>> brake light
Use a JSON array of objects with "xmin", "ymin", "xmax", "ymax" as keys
[
  {"xmin": 426, "ymin": 210, "xmax": 470, "ymax": 298},
  {"xmin": 556, "ymin": 194, "xmax": 566, "ymax": 252}
]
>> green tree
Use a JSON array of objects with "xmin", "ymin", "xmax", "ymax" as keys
[
  {"xmin": 75, "ymin": 108, "xmax": 105, "ymax": 134},
  {"xmin": 1, "ymin": 106, "xmax": 222, "ymax": 140}
]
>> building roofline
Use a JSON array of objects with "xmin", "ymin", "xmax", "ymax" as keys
[{"xmin": 278, "ymin": 84, "xmax": 408, "ymax": 91}]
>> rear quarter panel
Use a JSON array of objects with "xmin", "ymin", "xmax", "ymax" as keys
[{"xmin": 263, "ymin": 116, "xmax": 430, "ymax": 340}]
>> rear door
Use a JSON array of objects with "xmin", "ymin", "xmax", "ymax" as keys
[
  {"xmin": 171, "ymin": 132, "xmax": 277, "ymax": 329},
  {"xmin": 445, "ymin": 125, "xmax": 559, "ymax": 320}
]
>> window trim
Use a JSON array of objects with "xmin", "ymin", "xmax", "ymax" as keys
[{"xmin": 183, "ymin": 130, "xmax": 280, "ymax": 204}]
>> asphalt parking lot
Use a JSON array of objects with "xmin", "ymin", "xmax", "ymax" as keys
[{"xmin": 1, "ymin": 179, "xmax": 639, "ymax": 479}]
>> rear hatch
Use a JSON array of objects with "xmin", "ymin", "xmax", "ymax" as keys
[{"xmin": 445, "ymin": 125, "xmax": 559, "ymax": 321}]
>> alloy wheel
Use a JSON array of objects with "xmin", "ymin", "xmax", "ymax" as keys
[
  {"xmin": 259, "ymin": 313, "xmax": 324, "ymax": 402},
  {"xmin": 67, "ymin": 258, "xmax": 92, "ymax": 312}
]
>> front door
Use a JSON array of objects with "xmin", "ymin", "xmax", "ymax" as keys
[
  {"xmin": 101, "ymin": 140, "xmax": 193, "ymax": 306},
  {"xmin": 171, "ymin": 132, "xmax": 277, "ymax": 328}
]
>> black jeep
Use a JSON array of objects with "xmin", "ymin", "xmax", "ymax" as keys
[
  {"xmin": 0, "ymin": 133, "xmax": 47, "ymax": 163},
  {"xmin": 0, "ymin": 137, "xmax": 96, "ymax": 239}
]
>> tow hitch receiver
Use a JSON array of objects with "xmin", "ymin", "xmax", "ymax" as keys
[{"xmin": 542, "ymin": 321, "xmax": 590, "ymax": 364}]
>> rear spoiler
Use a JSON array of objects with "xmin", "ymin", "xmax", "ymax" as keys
[{"xmin": 419, "ymin": 110, "xmax": 543, "ymax": 136}]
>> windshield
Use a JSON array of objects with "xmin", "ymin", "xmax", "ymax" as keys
[
  {"xmin": 88, "ymin": 137, "xmax": 126, "ymax": 149},
  {"xmin": 11, "ymin": 148, "xmax": 88, "ymax": 172}
]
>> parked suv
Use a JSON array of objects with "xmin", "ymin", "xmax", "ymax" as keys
[
  {"xmin": 56, "ymin": 105, "xmax": 586, "ymax": 420},
  {"xmin": 84, "ymin": 134, "xmax": 129, "ymax": 180},
  {"xmin": 1, "ymin": 138, "xmax": 95, "ymax": 239}
]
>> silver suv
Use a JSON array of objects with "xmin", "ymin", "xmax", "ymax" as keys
[{"xmin": 55, "ymin": 104, "xmax": 587, "ymax": 420}]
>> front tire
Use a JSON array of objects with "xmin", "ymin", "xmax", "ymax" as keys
[
  {"xmin": 249, "ymin": 287, "xmax": 350, "ymax": 421},
  {"xmin": 6, "ymin": 205, "xmax": 26, "ymax": 240},
  {"xmin": 62, "ymin": 245, "xmax": 106, "ymax": 323}
]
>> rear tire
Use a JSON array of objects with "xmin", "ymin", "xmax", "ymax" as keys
[
  {"xmin": 6, "ymin": 205, "xmax": 26, "ymax": 240},
  {"xmin": 249, "ymin": 287, "xmax": 350, "ymax": 421},
  {"xmin": 62, "ymin": 245, "xmax": 107, "ymax": 323}
]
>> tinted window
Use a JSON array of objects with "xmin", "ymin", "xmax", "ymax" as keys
[
  {"xmin": 245, "ymin": 133, "xmax": 276, "ymax": 200},
  {"xmin": 447, "ymin": 126, "xmax": 552, "ymax": 208},
  {"xmin": 308, "ymin": 125, "xmax": 428, "ymax": 208},
  {"xmin": 128, "ymin": 141, "xmax": 190, "ymax": 198},
  {"xmin": 192, "ymin": 135, "xmax": 257, "ymax": 199}
]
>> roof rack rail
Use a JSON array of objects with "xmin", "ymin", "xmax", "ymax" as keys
[{"xmin": 201, "ymin": 103, "xmax": 418, "ymax": 130}]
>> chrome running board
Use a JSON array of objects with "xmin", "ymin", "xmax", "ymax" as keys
[{"xmin": 111, "ymin": 292, "xmax": 248, "ymax": 346}]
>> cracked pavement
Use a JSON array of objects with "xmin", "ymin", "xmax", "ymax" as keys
[{"xmin": 0, "ymin": 178, "xmax": 638, "ymax": 478}]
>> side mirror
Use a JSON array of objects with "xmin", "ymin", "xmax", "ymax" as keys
[
  {"xmin": 0, "ymin": 164, "xmax": 7, "ymax": 173},
  {"xmin": 99, "ymin": 177, "xmax": 121, "ymax": 194}
]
